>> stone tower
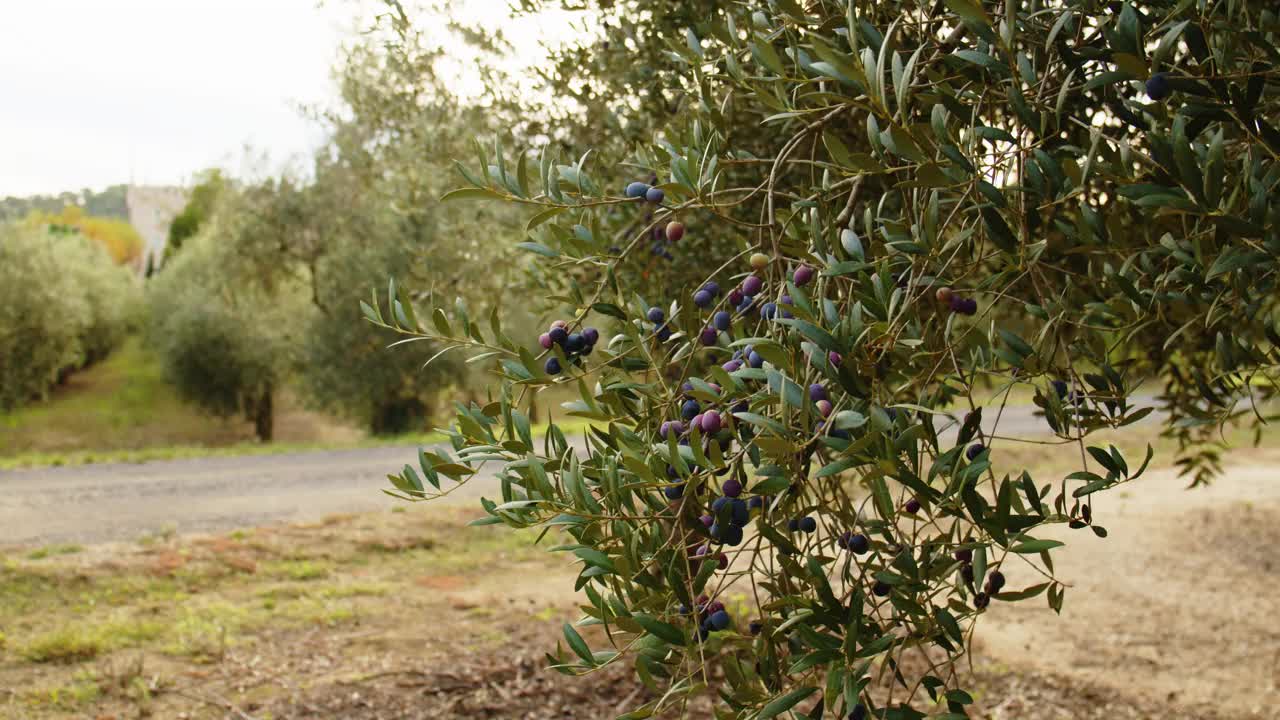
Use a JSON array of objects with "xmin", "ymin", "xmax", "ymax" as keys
[{"xmin": 126, "ymin": 185, "xmax": 188, "ymax": 274}]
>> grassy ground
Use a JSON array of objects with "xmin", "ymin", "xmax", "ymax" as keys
[
  {"xmin": 0, "ymin": 338, "xmax": 361, "ymax": 461},
  {"xmin": 0, "ymin": 337, "xmax": 588, "ymax": 470},
  {"xmin": 0, "ymin": 505, "xmax": 574, "ymax": 717}
]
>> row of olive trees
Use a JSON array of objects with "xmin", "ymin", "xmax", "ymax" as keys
[{"xmin": 0, "ymin": 223, "xmax": 140, "ymax": 411}]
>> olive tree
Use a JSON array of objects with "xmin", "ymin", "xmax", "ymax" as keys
[
  {"xmin": 380, "ymin": 1, "xmax": 1277, "ymax": 716},
  {"xmin": 146, "ymin": 212, "xmax": 300, "ymax": 442}
]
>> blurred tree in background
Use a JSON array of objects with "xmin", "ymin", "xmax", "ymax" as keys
[
  {"xmin": 24, "ymin": 205, "xmax": 143, "ymax": 265},
  {"xmin": 165, "ymin": 169, "xmax": 226, "ymax": 259},
  {"xmin": 0, "ymin": 185, "xmax": 129, "ymax": 222},
  {"xmin": 146, "ymin": 201, "xmax": 302, "ymax": 442},
  {"xmin": 145, "ymin": 12, "xmax": 528, "ymax": 436}
]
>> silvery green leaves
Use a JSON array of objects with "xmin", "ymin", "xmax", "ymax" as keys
[{"xmin": 373, "ymin": 0, "xmax": 1278, "ymax": 717}]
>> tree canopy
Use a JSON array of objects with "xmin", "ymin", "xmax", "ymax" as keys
[{"xmin": 374, "ymin": 0, "xmax": 1278, "ymax": 717}]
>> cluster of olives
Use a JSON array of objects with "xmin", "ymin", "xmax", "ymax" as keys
[{"xmin": 538, "ymin": 320, "xmax": 599, "ymax": 375}]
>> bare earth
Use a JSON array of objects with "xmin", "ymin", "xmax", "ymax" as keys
[{"xmin": 974, "ymin": 460, "xmax": 1280, "ymax": 719}]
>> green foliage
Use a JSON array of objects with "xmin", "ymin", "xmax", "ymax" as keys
[
  {"xmin": 380, "ymin": 0, "xmax": 1279, "ymax": 717},
  {"xmin": 300, "ymin": 238, "xmax": 465, "ymax": 435},
  {"xmin": 145, "ymin": 219, "xmax": 300, "ymax": 441},
  {"xmin": 165, "ymin": 168, "xmax": 225, "ymax": 258},
  {"xmin": 149, "ymin": 18, "xmax": 524, "ymax": 436},
  {"xmin": 0, "ymin": 224, "xmax": 139, "ymax": 411}
]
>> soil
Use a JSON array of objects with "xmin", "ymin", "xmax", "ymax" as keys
[{"xmin": 251, "ymin": 462, "xmax": 1280, "ymax": 719}]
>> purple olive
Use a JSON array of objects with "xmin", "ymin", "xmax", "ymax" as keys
[
  {"xmin": 741, "ymin": 275, "xmax": 764, "ymax": 296},
  {"xmin": 1146, "ymin": 72, "xmax": 1171, "ymax": 101},
  {"xmin": 987, "ymin": 570, "xmax": 1006, "ymax": 592},
  {"xmin": 793, "ymin": 265, "xmax": 814, "ymax": 286}
]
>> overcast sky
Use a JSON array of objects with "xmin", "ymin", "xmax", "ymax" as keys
[{"xmin": 0, "ymin": 1, "xmax": 579, "ymax": 198}]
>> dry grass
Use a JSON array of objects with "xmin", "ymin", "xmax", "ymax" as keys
[{"xmin": 0, "ymin": 504, "xmax": 569, "ymax": 716}]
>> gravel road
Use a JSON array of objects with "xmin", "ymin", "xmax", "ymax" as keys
[{"xmin": 0, "ymin": 401, "xmax": 1156, "ymax": 546}]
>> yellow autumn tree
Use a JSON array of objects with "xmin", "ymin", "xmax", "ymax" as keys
[{"xmin": 25, "ymin": 205, "xmax": 143, "ymax": 265}]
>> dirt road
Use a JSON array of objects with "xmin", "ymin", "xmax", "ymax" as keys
[
  {"xmin": 975, "ymin": 460, "xmax": 1280, "ymax": 718},
  {"xmin": 0, "ymin": 401, "xmax": 1149, "ymax": 546}
]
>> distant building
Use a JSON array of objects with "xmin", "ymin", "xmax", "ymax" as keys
[{"xmin": 126, "ymin": 185, "xmax": 188, "ymax": 274}]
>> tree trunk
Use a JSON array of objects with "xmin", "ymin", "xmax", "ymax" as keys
[{"xmin": 254, "ymin": 387, "xmax": 274, "ymax": 443}]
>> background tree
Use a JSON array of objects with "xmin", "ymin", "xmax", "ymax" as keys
[
  {"xmin": 0, "ymin": 184, "xmax": 129, "ymax": 222},
  {"xmin": 144, "ymin": 16, "xmax": 528, "ymax": 436},
  {"xmin": 145, "ymin": 205, "xmax": 301, "ymax": 442},
  {"xmin": 165, "ymin": 168, "xmax": 226, "ymax": 259},
  {"xmin": 24, "ymin": 204, "xmax": 144, "ymax": 265},
  {"xmin": 376, "ymin": 0, "xmax": 1278, "ymax": 717}
]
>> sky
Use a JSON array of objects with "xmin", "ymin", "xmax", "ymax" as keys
[{"xmin": 0, "ymin": 0, "xmax": 581, "ymax": 198}]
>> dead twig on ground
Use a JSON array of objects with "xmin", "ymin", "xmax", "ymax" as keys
[{"xmin": 171, "ymin": 688, "xmax": 260, "ymax": 720}]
